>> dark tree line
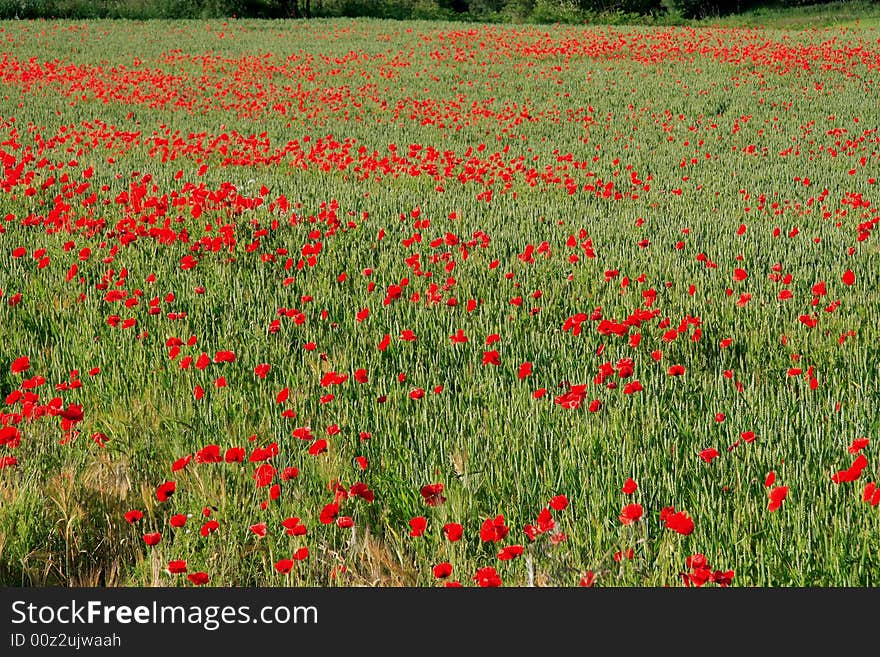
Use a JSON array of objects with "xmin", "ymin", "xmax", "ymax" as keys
[
  {"xmin": 277, "ymin": 0, "xmax": 310, "ymax": 17},
  {"xmin": 282, "ymin": 0, "xmax": 850, "ymax": 20},
  {"xmin": 0, "ymin": 0, "xmax": 852, "ymax": 21}
]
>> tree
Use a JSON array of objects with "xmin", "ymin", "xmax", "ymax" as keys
[
  {"xmin": 279, "ymin": 0, "xmax": 312, "ymax": 17},
  {"xmin": 661, "ymin": 0, "xmax": 729, "ymax": 18}
]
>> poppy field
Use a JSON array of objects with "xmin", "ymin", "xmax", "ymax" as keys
[{"xmin": 0, "ymin": 17, "xmax": 878, "ymax": 588}]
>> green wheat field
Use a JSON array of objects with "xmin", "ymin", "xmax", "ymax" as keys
[{"xmin": 0, "ymin": 15, "xmax": 879, "ymax": 587}]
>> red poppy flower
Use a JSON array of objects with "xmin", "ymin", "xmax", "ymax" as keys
[
  {"xmin": 848, "ymin": 437, "xmax": 870, "ymax": 454},
  {"xmin": 319, "ymin": 503, "xmax": 339, "ymax": 524},
  {"xmin": 0, "ymin": 427, "xmax": 21, "ymax": 449},
  {"xmin": 170, "ymin": 514, "xmax": 187, "ymax": 528},
  {"xmin": 349, "ymin": 482, "xmax": 375, "ymax": 502},
  {"xmin": 622, "ymin": 478, "xmax": 638, "ymax": 495},
  {"xmin": 497, "ymin": 545, "xmax": 524, "ymax": 561},
  {"xmin": 683, "ymin": 566, "xmax": 712, "ymax": 587},
  {"xmin": 699, "ymin": 448, "xmax": 720, "ymax": 463},
  {"xmin": 409, "ymin": 516, "xmax": 427, "ymax": 537},
  {"xmin": 549, "ymin": 495, "xmax": 568, "ymax": 511},
  {"xmin": 555, "ymin": 385, "xmax": 587, "ymax": 409},
  {"xmin": 842, "ymin": 269, "xmax": 855, "ymax": 286},
  {"xmin": 10, "ymin": 356, "xmax": 30, "ymax": 374},
  {"xmin": 667, "ymin": 364, "xmax": 686, "ymax": 376},
  {"xmin": 268, "ymin": 462, "xmax": 293, "ymax": 480},
  {"xmin": 194, "ymin": 353, "xmax": 211, "ymax": 370},
  {"xmin": 200, "ymin": 520, "xmax": 219, "ymax": 537},
  {"xmin": 433, "ymin": 562, "xmax": 453, "ymax": 579},
  {"xmin": 224, "ymin": 446, "xmax": 245, "ymax": 463},
  {"xmin": 282, "ymin": 517, "xmax": 307, "ymax": 536},
  {"xmin": 167, "ymin": 560, "xmax": 187, "ymax": 574},
  {"xmin": 143, "ymin": 532, "xmax": 161, "ymax": 546},
  {"xmin": 661, "ymin": 507, "xmax": 695, "ymax": 535},
  {"xmin": 479, "ymin": 515, "xmax": 509, "ymax": 542},
  {"xmin": 319, "ymin": 371, "xmax": 348, "ymax": 386},
  {"xmin": 171, "ymin": 455, "xmax": 192, "ymax": 472},
  {"xmin": 473, "ymin": 566, "xmax": 502, "ymax": 587},
  {"xmin": 686, "ymin": 553, "xmax": 708, "ymax": 570},
  {"xmin": 250, "ymin": 523, "xmax": 268, "ymax": 537},
  {"xmin": 124, "ymin": 510, "xmax": 144, "ymax": 524},
  {"xmin": 254, "ymin": 463, "xmax": 276, "ymax": 487},
  {"xmin": 187, "ymin": 572, "xmax": 209, "ymax": 585},
  {"xmin": 712, "ymin": 570, "xmax": 735, "ymax": 587},
  {"xmin": 156, "ymin": 481, "xmax": 176, "ymax": 502},
  {"xmin": 274, "ymin": 559, "xmax": 295, "ymax": 576},
  {"xmin": 60, "ymin": 404, "xmax": 84, "ymax": 425},
  {"xmin": 420, "ymin": 483, "xmax": 446, "ymax": 507},
  {"xmin": 768, "ymin": 486, "xmax": 788, "ymax": 512},
  {"xmin": 832, "ymin": 454, "xmax": 869, "ymax": 483},
  {"xmin": 538, "ymin": 507, "xmax": 556, "ymax": 533},
  {"xmin": 196, "ymin": 444, "xmax": 221, "ymax": 463},
  {"xmin": 443, "ymin": 522, "xmax": 463, "ymax": 542},
  {"xmin": 619, "ymin": 503, "xmax": 643, "ymax": 525},
  {"xmin": 616, "ymin": 358, "xmax": 634, "ymax": 378},
  {"xmin": 308, "ymin": 439, "xmax": 328, "ymax": 455}
]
